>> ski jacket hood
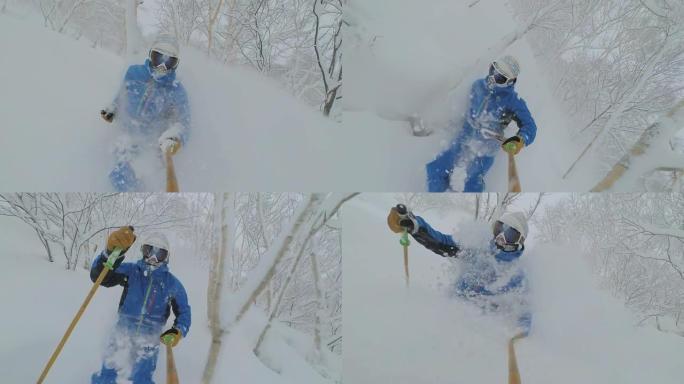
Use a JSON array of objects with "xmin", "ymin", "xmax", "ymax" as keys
[{"xmin": 90, "ymin": 251, "xmax": 191, "ymax": 337}]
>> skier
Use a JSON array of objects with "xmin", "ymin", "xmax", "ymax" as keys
[
  {"xmin": 426, "ymin": 55, "xmax": 537, "ymax": 192},
  {"xmin": 100, "ymin": 35, "xmax": 191, "ymax": 192},
  {"xmin": 90, "ymin": 227, "xmax": 191, "ymax": 384},
  {"xmin": 387, "ymin": 205, "xmax": 532, "ymax": 336}
]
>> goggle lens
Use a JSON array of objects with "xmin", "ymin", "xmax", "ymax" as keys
[
  {"xmin": 150, "ymin": 50, "xmax": 179, "ymax": 70},
  {"xmin": 489, "ymin": 64, "xmax": 513, "ymax": 85},
  {"xmin": 493, "ymin": 221, "xmax": 522, "ymax": 244},
  {"xmin": 142, "ymin": 244, "xmax": 169, "ymax": 264}
]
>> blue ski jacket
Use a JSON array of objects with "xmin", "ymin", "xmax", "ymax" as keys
[
  {"xmin": 90, "ymin": 251, "xmax": 191, "ymax": 337},
  {"xmin": 463, "ymin": 78, "xmax": 537, "ymax": 147},
  {"xmin": 412, "ymin": 216, "xmax": 526, "ymax": 295},
  {"xmin": 112, "ymin": 60, "xmax": 191, "ymax": 144}
]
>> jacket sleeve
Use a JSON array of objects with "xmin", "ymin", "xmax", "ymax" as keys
[
  {"xmin": 170, "ymin": 276, "xmax": 192, "ymax": 337},
  {"xmin": 411, "ymin": 216, "xmax": 461, "ymax": 257},
  {"xmin": 509, "ymin": 95, "xmax": 537, "ymax": 146},
  {"xmin": 90, "ymin": 250, "xmax": 133, "ymax": 287}
]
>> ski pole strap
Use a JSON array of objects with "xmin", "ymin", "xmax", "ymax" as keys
[
  {"xmin": 104, "ymin": 248, "xmax": 124, "ymax": 270},
  {"xmin": 400, "ymin": 230, "xmax": 410, "ymax": 246}
]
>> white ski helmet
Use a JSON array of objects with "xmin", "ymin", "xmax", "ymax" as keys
[
  {"xmin": 492, "ymin": 55, "xmax": 520, "ymax": 80},
  {"xmin": 151, "ymin": 34, "xmax": 180, "ymax": 58},
  {"xmin": 141, "ymin": 232, "xmax": 171, "ymax": 263},
  {"xmin": 143, "ymin": 232, "xmax": 169, "ymax": 250},
  {"xmin": 496, "ymin": 211, "xmax": 529, "ymax": 241}
]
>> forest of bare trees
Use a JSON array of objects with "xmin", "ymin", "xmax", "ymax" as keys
[
  {"xmin": 10, "ymin": 0, "xmax": 343, "ymax": 115},
  {"xmin": 510, "ymin": 0, "xmax": 684, "ymax": 184},
  {"xmin": 535, "ymin": 193, "xmax": 684, "ymax": 336}
]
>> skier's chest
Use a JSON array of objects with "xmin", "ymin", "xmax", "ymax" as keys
[
  {"xmin": 126, "ymin": 80, "xmax": 174, "ymax": 112},
  {"xmin": 128, "ymin": 272, "xmax": 171, "ymax": 312},
  {"xmin": 472, "ymin": 89, "xmax": 507, "ymax": 117}
]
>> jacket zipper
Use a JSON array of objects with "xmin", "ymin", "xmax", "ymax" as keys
[{"xmin": 136, "ymin": 275, "xmax": 154, "ymax": 335}]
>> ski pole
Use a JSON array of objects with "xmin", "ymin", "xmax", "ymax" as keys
[
  {"xmin": 164, "ymin": 342, "xmax": 180, "ymax": 384},
  {"xmin": 37, "ymin": 247, "xmax": 124, "ymax": 384},
  {"xmin": 165, "ymin": 151, "xmax": 179, "ymax": 192},
  {"xmin": 507, "ymin": 332, "xmax": 526, "ymax": 384},
  {"xmin": 507, "ymin": 152, "xmax": 522, "ymax": 193},
  {"xmin": 400, "ymin": 229, "xmax": 410, "ymax": 287}
]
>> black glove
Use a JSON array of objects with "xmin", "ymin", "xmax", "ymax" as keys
[{"xmin": 100, "ymin": 108, "xmax": 115, "ymax": 123}]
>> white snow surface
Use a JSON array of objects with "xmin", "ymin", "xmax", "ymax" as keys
[
  {"xmin": 344, "ymin": 0, "xmax": 600, "ymax": 191},
  {"xmin": 342, "ymin": 194, "xmax": 684, "ymax": 383},
  {"xmin": 0, "ymin": 216, "xmax": 339, "ymax": 383},
  {"xmin": 0, "ymin": 12, "xmax": 352, "ymax": 191}
]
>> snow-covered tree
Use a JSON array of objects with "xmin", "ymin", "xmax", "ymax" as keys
[{"xmin": 535, "ymin": 194, "xmax": 684, "ymax": 336}]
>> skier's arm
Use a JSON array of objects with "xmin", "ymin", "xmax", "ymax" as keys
[
  {"xmin": 509, "ymin": 96, "xmax": 537, "ymax": 146},
  {"xmin": 89, "ymin": 250, "xmax": 133, "ymax": 287},
  {"xmin": 411, "ymin": 216, "xmax": 461, "ymax": 257},
  {"xmin": 170, "ymin": 277, "xmax": 192, "ymax": 337}
]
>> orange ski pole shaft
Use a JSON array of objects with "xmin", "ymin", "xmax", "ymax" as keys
[
  {"xmin": 166, "ymin": 344, "xmax": 180, "ymax": 384},
  {"xmin": 165, "ymin": 151, "xmax": 179, "ymax": 192},
  {"xmin": 508, "ymin": 332, "xmax": 526, "ymax": 384},
  {"xmin": 507, "ymin": 152, "xmax": 522, "ymax": 193}
]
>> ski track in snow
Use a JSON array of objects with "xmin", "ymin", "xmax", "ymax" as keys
[
  {"xmin": 0, "ymin": 216, "xmax": 339, "ymax": 383},
  {"xmin": 342, "ymin": 194, "xmax": 684, "ymax": 383}
]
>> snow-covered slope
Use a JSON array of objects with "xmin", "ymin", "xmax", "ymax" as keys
[
  {"xmin": 0, "ymin": 216, "xmax": 339, "ymax": 383},
  {"xmin": 0, "ymin": 12, "xmax": 348, "ymax": 191},
  {"xmin": 344, "ymin": 0, "xmax": 589, "ymax": 191},
  {"xmin": 342, "ymin": 194, "xmax": 684, "ymax": 383}
]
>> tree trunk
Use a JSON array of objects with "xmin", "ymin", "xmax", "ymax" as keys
[
  {"xmin": 126, "ymin": 0, "xmax": 142, "ymax": 56},
  {"xmin": 309, "ymin": 250, "xmax": 327, "ymax": 363},
  {"xmin": 202, "ymin": 193, "xmax": 234, "ymax": 384},
  {"xmin": 207, "ymin": 0, "xmax": 225, "ymax": 56}
]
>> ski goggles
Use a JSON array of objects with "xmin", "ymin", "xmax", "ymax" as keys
[
  {"xmin": 149, "ymin": 50, "xmax": 179, "ymax": 71},
  {"xmin": 493, "ymin": 221, "xmax": 523, "ymax": 251},
  {"xmin": 141, "ymin": 244, "xmax": 169, "ymax": 265},
  {"xmin": 488, "ymin": 64, "xmax": 515, "ymax": 86}
]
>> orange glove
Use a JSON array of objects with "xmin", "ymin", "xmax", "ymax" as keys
[{"xmin": 107, "ymin": 226, "xmax": 136, "ymax": 253}]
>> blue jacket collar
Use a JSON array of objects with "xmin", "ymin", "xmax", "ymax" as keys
[
  {"xmin": 135, "ymin": 258, "xmax": 170, "ymax": 276},
  {"xmin": 484, "ymin": 77, "xmax": 516, "ymax": 95},
  {"xmin": 489, "ymin": 239, "xmax": 523, "ymax": 262}
]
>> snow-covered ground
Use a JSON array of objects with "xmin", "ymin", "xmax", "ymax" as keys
[
  {"xmin": 0, "ymin": 10, "xmax": 350, "ymax": 191},
  {"xmin": 342, "ymin": 194, "xmax": 684, "ymax": 383},
  {"xmin": 0, "ymin": 216, "xmax": 339, "ymax": 383},
  {"xmin": 344, "ymin": 0, "xmax": 594, "ymax": 191}
]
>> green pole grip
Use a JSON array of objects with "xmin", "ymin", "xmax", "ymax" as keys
[
  {"xmin": 103, "ymin": 247, "xmax": 123, "ymax": 270},
  {"xmin": 162, "ymin": 334, "xmax": 175, "ymax": 345},
  {"xmin": 400, "ymin": 230, "xmax": 410, "ymax": 247}
]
